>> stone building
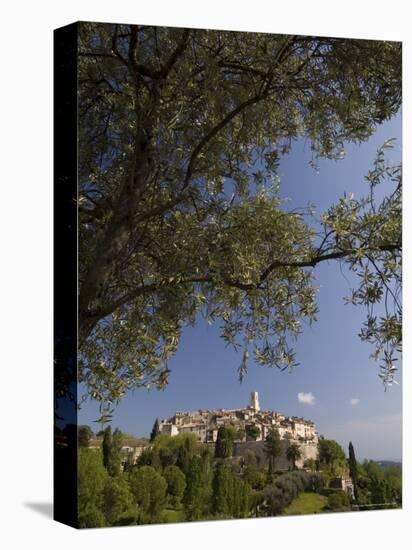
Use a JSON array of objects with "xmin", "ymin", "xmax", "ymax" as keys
[
  {"xmin": 329, "ymin": 476, "xmax": 355, "ymax": 499},
  {"xmin": 158, "ymin": 391, "xmax": 319, "ymax": 468}
]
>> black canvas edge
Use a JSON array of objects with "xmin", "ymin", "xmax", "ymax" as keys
[{"xmin": 53, "ymin": 21, "xmax": 79, "ymax": 529}]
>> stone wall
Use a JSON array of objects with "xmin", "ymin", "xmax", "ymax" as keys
[
  {"xmin": 234, "ymin": 440, "xmax": 290, "ymax": 469},
  {"xmin": 203, "ymin": 439, "xmax": 318, "ymax": 470}
]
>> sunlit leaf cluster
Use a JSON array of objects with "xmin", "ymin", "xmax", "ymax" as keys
[{"xmin": 322, "ymin": 140, "xmax": 401, "ymax": 386}]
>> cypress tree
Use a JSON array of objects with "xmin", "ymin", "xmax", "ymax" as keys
[
  {"xmin": 176, "ymin": 443, "xmax": 190, "ymax": 475},
  {"xmin": 111, "ymin": 428, "xmax": 123, "ymax": 476},
  {"xmin": 215, "ymin": 427, "xmax": 233, "ymax": 459},
  {"xmin": 348, "ymin": 441, "xmax": 359, "ymax": 502},
  {"xmin": 176, "ymin": 436, "xmax": 196, "ymax": 475},
  {"xmin": 102, "ymin": 425, "xmax": 123, "ymax": 476},
  {"xmin": 102, "ymin": 426, "xmax": 113, "ymax": 473},
  {"xmin": 150, "ymin": 418, "xmax": 160, "ymax": 442},
  {"xmin": 230, "ymin": 477, "xmax": 249, "ymax": 518},
  {"xmin": 183, "ymin": 456, "xmax": 204, "ymax": 520},
  {"xmin": 211, "ymin": 461, "xmax": 231, "ymax": 515}
]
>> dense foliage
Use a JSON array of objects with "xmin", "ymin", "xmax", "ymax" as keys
[
  {"xmin": 102, "ymin": 426, "xmax": 123, "ymax": 476},
  {"xmin": 356, "ymin": 460, "xmax": 402, "ymax": 509},
  {"xmin": 264, "ymin": 428, "xmax": 282, "ymax": 476},
  {"xmin": 215, "ymin": 426, "xmax": 236, "ymax": 458},
  {"xmin": 246, "ymin": 425, "xmax": 261, "ymax": 441},
  {"xmin": 286, "ymin": 442, "xmax": 302, "ymax": 470},
  {"xmin": 262, "ymin": 471, "xmax": 325, "ymax": 515},
  {"xmin": 318, "ymin": 437, "xmax": 347, "ymax": 475},
  {"xmin": 75, "ymin": 23, "xmax": 402, "ymax": 414},
  {"xmin": 326, "ymin": 490, "xmax": 351, "ymax": 511},
  {"xmin": 77, "ymin": 428, "xmax": 401, "ymax": 527},
  {"xmin": 128, "ymin": 466, "xmax": 168, "ymax": 523},
  {"xmin": 78, "ymin": 425, "xmax": 94, "ymax": 448}
]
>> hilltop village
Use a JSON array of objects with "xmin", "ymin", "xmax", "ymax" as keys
[
  {"xmin": 159, "ymin": 391, "xmax": 318, "ymax": 446},
  {"xmin": 89, "ymin": 391, "xmax": 319, "ymax": 469}
]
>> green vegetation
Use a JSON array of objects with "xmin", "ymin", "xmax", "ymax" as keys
[
  {"xmin": 326, "ymin": 490, "xmax": 351, "ymax": 512},
  {"xmin": 246, "ymin": 425, "xmax": 261, "ymax": 441},
  {"xmin": 150, "ymin": 418, "xmax": 160, "ymax": 442},
  {"xmin": 356, "ymin": 459, "xmax": 402, "ymax": 509},
  {"xmin": 103, "ymin": 475, "xmax": 136, "ymax": 526},
  {"xmin": 264, "ymin": 429, "xmax": 282, "ymax": 478},
  {"xmin": 318, "ymin": 437, "xmax": 347, "ymax": 476},
  {"xmin": 286, "ymin": 443, "xmax": 302, "ymax": 470},
  {"xmin": 243, "ymin": 464, "xmax": 266, "ymax": 491},
  {"xmin": 348, "ymin": 441, "xmax": 359, "ymax": 502},
  {"xmin": 78, "ymin": 447, "xmax": 108, "ymax": 528},
  {"xmin": 262, "ymin": 471, "xmax": 325, "ymax": 515},
  {"xmin": 76, "ymin": 24, "xmax": 401, "ymax": 415},
  {"xmin": 183, "ymin": 455, "xmax": 210, "ymax": 520},
  {"xmin": 73, "ymin": 23, "xmax": 401, "ymax": 526},
  {"xmin": 283, "ymin": 492, "xmax": 327, "ymax": 515},
  {"xmin": 73, "ymin": 26, "xmax": 402, "ymax": 527},
  {"xmin": 211, "ymin": 460, "xmax": 250, "ymax": 518},
  {"xmin": 78, "ymin": 425, "xmax": 94, "ymax": 448},
  {"xmin": 128, "ymin": 466, "xmax": 168, "ymax": 524},
  {"xmin": 215, "ymin": 426, "xmax": 236, "ymax": 458},
  {"xmin": 163, "ymin": 465, "xmax": 186, "ymax": 508},
  {"xmin": 102, "ymin": 426, "xmax": 123, "ymax": 476},
  {"xmin": 77, "ymin": 428, "xmax": 402, "ymax": 527},
  {"xmin": 303, "ymin": 458, "xmax": 317, "ymax": 471},
  {"xmin": 160, "ymin": 507, "xmax": 186, "ymax": 523}
]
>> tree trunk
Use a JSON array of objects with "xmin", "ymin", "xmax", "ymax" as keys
[{"xmin": 78, "ymin": 130, "xmax": 153, "ymax": 345}]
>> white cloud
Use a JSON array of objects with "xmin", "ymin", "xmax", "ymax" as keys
[
  {"xmin": 350, "ymin": 398, "xmax": 360, "ymax": 406},
  {"xmin": 297, "ymin": 391, "xmax": 316, "ymax": 405}
]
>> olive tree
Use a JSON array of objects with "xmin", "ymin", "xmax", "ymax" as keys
[{"xmin": 77, "ymin": 24, "xmax": 401, "ymax": 414}]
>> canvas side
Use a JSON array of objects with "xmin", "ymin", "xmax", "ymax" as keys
[{"xmin": 53, "ymin": 21, "xmax": 79, "ymax": 529}]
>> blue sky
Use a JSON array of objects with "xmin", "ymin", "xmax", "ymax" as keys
[{"xmin": 79, "ymin": 113, "xmax": 402, "ymax": 462}]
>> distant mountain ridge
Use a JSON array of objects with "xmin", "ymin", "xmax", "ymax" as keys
[{"xmin": 374, "ymin": 460, "xmax": 402, "ymax": 468}]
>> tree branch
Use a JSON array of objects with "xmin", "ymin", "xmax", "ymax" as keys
[
  {"xmin": 259, "ymin": 243, "xmax": 401, "ymax": 284},
  {"xmin": 87, "ymin": 242, "xmax": 401, "ymax": 329},
  {"xmin": 157, "ymin": 28, "xmax": 191, "ymax": 79},
  {"xmin": 182, "ymin": 90, "xmax": 272, "ymax": 192}
]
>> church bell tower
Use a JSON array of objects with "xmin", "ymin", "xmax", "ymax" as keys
[{"xmin": 250, "ymin": 391, "xmax": 260, "ymax": 411}]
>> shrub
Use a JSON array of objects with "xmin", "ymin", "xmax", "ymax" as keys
[
  {"xmin": 308, "ymin": 472, "xmax": 326, "ymax": 492},
  {"xmin": 327, "ymin": 490, "xmax": 350, "ymax": 511},
  {"xmin": 103, "ymin": 475, "xmax": 136, "ymax": 526},
  {"xmin": 163, "ymin": 465, "xmax": 186, "ymax": 507},
  {"xmin": 128, "ymin": 465, "xmax": 168, "ymax": 523},
  {"xmin": 243, "ymin": 464, "xmax": 266, "ymax": 490},
  {"xmin": 79, "ymin": 505, "xmax": 106, "ymax": 528},
  {"xmin": 262, "ymin": 471, "xmax": 325, "ymax": 516}
]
